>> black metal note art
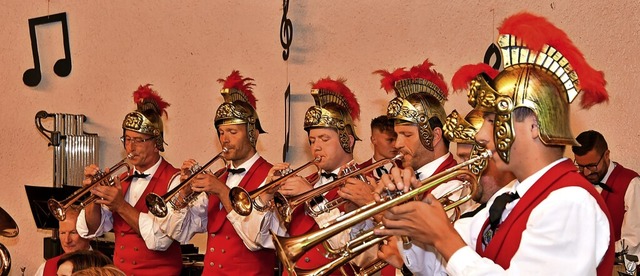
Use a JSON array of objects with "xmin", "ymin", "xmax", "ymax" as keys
[
  {"xmin": 23, "ymin": 12, "xmax": 72, "ymax": 87},
  {"xmin": 483, "ymin": 43, "xmax": 502, "ymax": 70},
  {"xmin": 280, "ymin": 0, "xmax": 293, "ymax": 61}
]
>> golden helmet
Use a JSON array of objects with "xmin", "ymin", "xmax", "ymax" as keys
[
  {"xmin": 455, "ymin": 12, "xmax": 609, "ymax": 163},
  {"xmin": 304, "ymin": 77, "xmax": 361, "ymax": 154},
  {"xmin": 122, "ymin": 84, "xmax": 170, "ymax": 152},
  {"xmin": 443, "ymin": 109, "xmax": 489, "ymax": 176},
  {"xmin": 375, "ymin": 60, "xmax": 449, "ymax": 151},
  {"xmin": 214, "ymin": 71, "xmax": 266, "ymax": 148}
]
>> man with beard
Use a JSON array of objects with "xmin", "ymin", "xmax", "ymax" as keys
[{"xmin": 573, "ymin": 130, "xmax": 640, "ymax": 258}]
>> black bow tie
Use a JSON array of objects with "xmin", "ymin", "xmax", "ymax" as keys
[
  {"xmin": 227, "ymin": 168, "xmax": 246, "ymax": 175},
  {"xmin": 375, "ymin": 166, "xmax": 389, "ymax": 177},
  {"xmin": 415, "ymin": 171, "xmax": 422, "ymax": 180},
  {"xmin": 132, "ymin": 171, "xmax": 150, "ymax": 179},
  {"xmin": 489, "ymin": 192, "xmax": 520, "ymax": 231},
  {"xmin": 321, "ymin": 172, "xmax": 338, "ymax": 181},
  {"xmin": 595, "ymin": 182, "xmax": 613, "ymax": 192}
]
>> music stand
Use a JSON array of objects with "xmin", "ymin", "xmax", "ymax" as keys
[{"xmin": 24, "ymin": 185, "xmax": 80, "ymax": 230}]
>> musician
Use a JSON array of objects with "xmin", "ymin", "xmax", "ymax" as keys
[
  {"xmin": 377, "ymin": 108, "xmax": 516, "ymax": 275},
  {"xmin": 573, "ymin": 130, "xmax": 640, "ymax": 257},
  {"xmin": 373, "ymin": 59, "xmax": 464, "ymax": 205},
  {"xmin": 77, "ymin": 85, "xmax": 182, "ymax": 275},
  {"xmin": 263, "ymin": 77, "xmax": 376, "ymax": 275},
  {"xmin": 36, "ymin": 207, "xmax": 91, "ymax": 276},
  {"xmin": 358, "ymin": 115, "xmax": 399, "ymax": 179},
  {"xmin": 375, "ymin": 13, "xmax": 615, "ymax": 275},
  {"xmin": 158, "ymin": 71, "xmax": 278, "ymax": 276}
]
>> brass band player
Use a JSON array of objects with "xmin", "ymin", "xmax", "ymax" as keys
[
  {"xmin": 77, "ymin": 85, "xmax": 183, "ymax": 275},
  {"xmin": 375, "ymin": 13, "xmax": 615, "ymax": 275},
  {"xmin": 156, "ymin": 71, "xmax": 281, "ymax": 275},
  {"xmin": 262, "ymin": 77, "xmax": 378, "ymax": 275}
]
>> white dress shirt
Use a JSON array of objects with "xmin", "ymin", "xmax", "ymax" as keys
[
  {"xmin": 76, "ymin": 157, "xmax": 180, "ymax": 251},
  {"xmin": 401, "ymin": 158, "xmax": 611, "ymax": 275}
]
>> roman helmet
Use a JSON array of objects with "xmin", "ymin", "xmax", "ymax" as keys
[
  {"xmin": 214, "ymin": 70, "xmax": 266, "ymax": 148},
  {"xmin": 304, "ymin": 77, "xmax": 361, "ymax": 153}
]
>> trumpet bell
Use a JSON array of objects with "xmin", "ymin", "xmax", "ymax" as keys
[
  {"xmin": 146, "ymin": 193, "xmax": 168, "ymax": 217},
  {"xmin": 47, "ymin": 199, "xmax": 67, "ymax": 221},
  {"xmin": 0, "ymin": 243, "xmax": 10, "ymax": 276},
  {"xmin": 229, "ymin": 187, "xmax": 252, "ymax": 216}
]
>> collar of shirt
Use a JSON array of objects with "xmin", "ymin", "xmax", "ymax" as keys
[
  {"xmin": 511, "ymin": 157, "xmax": 567, "ymax": 198},
  {"xmin": 371, "ymin": 157, "xmax": 395, "ymax": 171},
  {"xmin": 600, "ymin": 161, "xmax": 616, "ymax": 183},
  {"xmin": 127, "ymin": 157, "xmax": 164, "ymax": 203},
  {"xmin": 226, "ymin": 152, "xmax": 260, "ymax": 188},
  {"xmin": 414, "ymin": 152, "xmax": 451, "ymax": 181},
  {"xmin": 317, "ymin": 164, "xmax": 347, "ymax": 188}
]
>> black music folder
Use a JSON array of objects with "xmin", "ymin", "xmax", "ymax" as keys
[{"xmin": 24, "ymin": 185, "xmax": 80, "ymax": 229}]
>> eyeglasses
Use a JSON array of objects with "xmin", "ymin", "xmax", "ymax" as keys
[
  {"xmin": 574, "ymin": 151, "xmax": 606, "ymax": 172},
  {"xmin": 120, "ymin": 136, "xmax": 156, "ymax": 145}
]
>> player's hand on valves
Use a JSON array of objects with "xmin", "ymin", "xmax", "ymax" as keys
[
  {"xmin": 92, "ymin": 176, "xmax": 127, "ymax": 213},
  {"xmin": 277, "ymin": 175, "xmax": 313, "ymax": 197},
  {"xmin": 338, "ymin": 176, "xmax": 375, "ymax": 207},
  {"xmin": 190, "ymin": 172, "xmax": 228, "ymax": 197},
  {"xmin": 373, "ymin": 167, "xmax": 418, "ymax": 202}
]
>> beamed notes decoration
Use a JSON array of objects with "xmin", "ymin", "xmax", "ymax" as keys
[
  {"xmin": 281, "ymin": 0, "xmax": 293, "ymax": 161},
  {"xmin": 23, "ymin": 12, "xmax": 73, "ymax": 87}
]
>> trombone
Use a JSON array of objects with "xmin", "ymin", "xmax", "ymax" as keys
[
  {"xmin": 48, "ymin": 154, "xmax": 133, "ymax": 221},
  {"xmin": 146, "ymin": 148, "xmax": 228, "ymax": 218},
  {"xmin": 271, "ymin": 150, "xmax": 492, "ymax": 275},
  {"xmin": 229, "ymin": 156, "xmax": 321, "ymax": 216},
  {"xmin": 273, "ymin": 154, "xmax": 403, "ymax": 224}
]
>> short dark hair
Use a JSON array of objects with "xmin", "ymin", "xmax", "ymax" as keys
[
  {"xmin": 57, "ymin": 250, "xmax": 112, "ymax": 273},
  {"xmin": 371, "ymin": 115, "xmax": 395, "ymax": 135},
  {"xmin": 572, "ymin": 130, "xmax": 608, "ymax": 156},
  {"xmin": 428, "ymin": 116, "xmax": 450, "ymax": 149}
]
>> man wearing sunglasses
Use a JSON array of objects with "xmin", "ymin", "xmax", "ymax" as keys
[{"xmin": 573, "ymin": 130, "xmax": 640, "ymax": 258}]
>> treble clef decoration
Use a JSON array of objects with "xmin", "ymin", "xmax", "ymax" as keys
[{"xmin": 280, "ymin": 0, "xmax": 293, "ymax": 61}]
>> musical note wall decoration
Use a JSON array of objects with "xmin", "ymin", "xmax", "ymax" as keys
[
  {"xmin": 483, "ymin": 43, "xmax": 502, "ymax": 70},
  {"xmin": 280, "ymin": 0, "xmax": 293, "ymax": 61},
  {"xmin": 282, "ymin": 84, "xmax": 291, "ymax": 162},
  {"xmin": 23, "ymin": 12, "xmax": 72, "ymax": 87}
]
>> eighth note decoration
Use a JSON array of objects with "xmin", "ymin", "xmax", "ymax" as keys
[{"xmin": 23, "ymin": 12, "xmax": 72, "ymax": 87}]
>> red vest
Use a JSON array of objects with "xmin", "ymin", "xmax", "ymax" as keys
[
  {"xmin": 421, "ymin": 154, "xmax": 458, "ymax": 195},
  {"xmin": 202, "ymin": 157, "xmax": 276, "ymax": 276},
  {"xmin": 113, "ymin": 159, "xmax": 182, "ymax": 276},
  {"xmin": 43, "ymin": 254, "xmax": 62, "ymax": 276},
  {"xmin": 283, "ymin": 169, "xmax": 360, "ymax": 276},
  {"xmin": 475, "ymin": 160, "xmax": 615, "ymax": 275},
  {"xmin": 602, "ymin": 163, "xmax": 639, "ymax": 240}
]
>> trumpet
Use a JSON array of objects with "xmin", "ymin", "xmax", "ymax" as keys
[
  {"xmin": 273, "ymin": 154, "xmax": 403, "ymax": 224},
  {"xmin": 146, "ymin": 148, "xmax": 228, "ymax": 218},
  {"xmin": 229, "ymin": 156, "xmax": 321, "ymax": 216},
  {"xmin": 271, "ymin": 150, "xmax": 492, "ymax": 275},
  {"xmin": 48, "ymin": 154, "xmax": 133, "ymax": 221}
]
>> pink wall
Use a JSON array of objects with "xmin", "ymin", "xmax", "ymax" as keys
[{"xmin": 1, "ymin": 1, "xmax": 638, "ymax": 274}]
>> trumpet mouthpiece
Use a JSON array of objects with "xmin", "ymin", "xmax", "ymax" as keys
[
  {"xmin": 221, "ymin": 147, "xmax": 229, "ymax": 153},
  {"xmin": 126, "ymin": 153, "xmax": 134, "ymax": 159}
]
